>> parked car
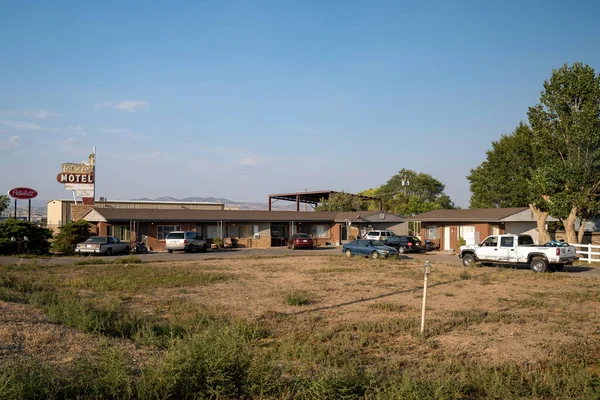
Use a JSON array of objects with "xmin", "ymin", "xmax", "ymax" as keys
[
  {"xmin": 384, "ymin": 235, "xmax": 423, "ymax": 254},
  {"xmin": 342, "ymin": 239, "xmax": 398, "ymax": 259},
  {"xmin": 288, "ymin": 233, "xmax": 314, "ymax": 250},
  {"xmin": 75, "ymin": 236, "xmax": 130, "ymax": 256},
  {"xmin": 165, "ymin": 231, "xmax": 208, "ymax": 253},
  {"xmin": 363, "ymin": 230, "xmax": 397, "ymax": 241}
]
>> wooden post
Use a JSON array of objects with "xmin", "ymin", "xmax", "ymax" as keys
[{"xmin": 420, "ymin": 260, "xmax": 431, "ymax": 335}]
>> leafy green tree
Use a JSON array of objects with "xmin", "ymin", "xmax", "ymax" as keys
[
  {"xmin": 315, "ymin": 191, "xmax": 366, "ymax": 212},
  {"xmin": 527, "ymin": 63, "xmax": 600, "ymax": 243},
  {"xmin": 361, "ymin": 169, "xmax": 457, "ymax": 216},
  {"xmin": 51, "ymin": 220, "xmax": 92, "ymax": 254},
  {"xmin": 467, "ymin": 122, "xmax": 534, "ymax": 208},
  {"xmin": 0, "ymin": 195, "xmax": 9, "ymax": 215},
  {"xmin": 0, "ymin": 219, "xmax": 52, "ymax": 255}
]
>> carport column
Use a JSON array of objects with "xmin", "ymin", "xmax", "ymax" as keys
[
  {"xmin": 296, "ymin": 195, "xmax": 300, "ymax": 212},
  {"xmin": 268, "ymin": 196, "xmax": 272, "ymax": 211}
]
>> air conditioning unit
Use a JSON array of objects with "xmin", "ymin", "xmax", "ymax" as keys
[{"xmin": 99, "ymin": 197, "xmax": 107, "ymax": 201}]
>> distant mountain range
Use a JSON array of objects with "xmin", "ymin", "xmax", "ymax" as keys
[{"xmin": 132, "ymin": 196, "xmax": 299, "ymax": 211}]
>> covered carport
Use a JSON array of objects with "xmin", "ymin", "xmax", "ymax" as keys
[{"xmin": 268, "ymin": 190, "xmax": 382, "ymax": 212}]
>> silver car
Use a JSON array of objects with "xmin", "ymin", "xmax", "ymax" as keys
[{"xmin": 165, "ymin": 231, "xmax": 208, "ymax": 253}]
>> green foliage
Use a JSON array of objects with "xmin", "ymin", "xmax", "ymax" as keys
[
  {"xmin": 51, "ymin": 220, "xmax": 92, "ymax": 255},
  {"xmin": 284, "ymin": 291, "xmax": 312, "ymax": 306},
  {"xmin": 468, "ymin": 122, "xmax": 534, "ymax": 208},
  {"xmin": 315, "ymin": 191, "xmax": 366, "ymax": 211},
  {"xmin": 527, "ymin": 63, "xmax": 600, "ymax": 241},
  {"xmin": 360, "ymin": 169, "xmax": 457, "ymax": 216},
  {"xmin": 212, "ymin": 236, "xmax": 223, "ymax": 246},
  {"xmin": 0, "ymin": 195, "xmax": 9, "ymax": 215},
  {"xmin": 0, "ymin": 219, "xmax": 52, "ymax": 255}
]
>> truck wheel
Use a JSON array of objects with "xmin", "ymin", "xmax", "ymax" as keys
[
  {"xmin": 530, "ymin": 257, "xmax": 548, "ymax": 273},
  {"xmin": 398, "ymin": 247, "xmax": 406, "ymax": 254},
  {"xmin": 461, "ymin": 253, "xmax": 475, "ymax": 267},
  {"xmin": 168, "ymin": 249, "xmax": 173, "ymax": 253},
  {"xmin": 105, "ymin": 248, "xmax": 112, "ymax": 256}
]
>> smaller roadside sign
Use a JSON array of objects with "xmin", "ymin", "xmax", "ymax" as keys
[
  {"xmin": 64, "ymin": 183, "xmax": 94, "ymax": 190},
  {"xmin": 74, "ymin": 189, "xmax": 94, "ymax": 197}
]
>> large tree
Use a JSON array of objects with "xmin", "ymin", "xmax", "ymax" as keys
[
  {"xmin": 361, "ymin": 169, "xmax": 456, "ymax": 216},
  {"xmin": 315, "ymin": 191, "xmax": 366, "ymax": 212},
  {"xmin": 527, "ymin": 63, "xmax": 600, "ymax": 243},
  {"xmin": 468, "ymin": 122, "xmax": 534, "ymax": 208},
  {"xmin": 0, "ymin": 195, "xmax": 9, "ymax": 216}
]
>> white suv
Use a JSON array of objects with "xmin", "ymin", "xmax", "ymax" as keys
[
  {"xmin": 363, "ymin": 230, "xmax": 397, "ymax": 241},
  {"xmin": 165, "ymin": 231, "xmax": 208, "ymax": 253}
]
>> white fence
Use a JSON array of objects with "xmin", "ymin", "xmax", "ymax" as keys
[{"xmin": 571, "ymin": 243, "xmax": 600, "ymax": 264}]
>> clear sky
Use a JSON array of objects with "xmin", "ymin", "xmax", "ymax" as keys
[{"xmin": 1, "ymin": 0, "xmax": 599, "ymax": 208}]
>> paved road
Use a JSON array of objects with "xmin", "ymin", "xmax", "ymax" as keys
[{"xmin": 1, "ymin": 247, "xmax": 599, "ymax": 276}]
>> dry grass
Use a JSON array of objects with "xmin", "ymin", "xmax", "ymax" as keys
[{"xmin": 1, "ymin": 255, "xmax": 600, "ymax": 398}]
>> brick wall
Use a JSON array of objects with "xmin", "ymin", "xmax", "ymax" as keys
[{"xmin": 70, "ymin": 205, "xmax": 93, "ymax": 221}]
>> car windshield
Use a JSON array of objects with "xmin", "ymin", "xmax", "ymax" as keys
[
  {"xmin": 85, "ymin": 237, "xmax": 107, "ymax": 243},
  {"xmin": 166, "ymin": 232, "xmax": 184, "ymax": 239},
  {"xmin": 369, "ymin": 240, "xmax": 385, "ymax": 246},
  {"xmin": 410, "ymin": 237, "xmax": 421, "ymax": 243}
]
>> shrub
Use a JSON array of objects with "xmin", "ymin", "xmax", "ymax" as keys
[
  {"xmin": 0, "ymin": 219, "xmax": 52, "ymax": 255},
  {"xmin": 51, "ymin": 220, "xmax": 92, "ymax": 255}
]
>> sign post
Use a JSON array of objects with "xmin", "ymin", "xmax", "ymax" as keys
[{"xmin": 420, "ymin": 260, "xmax": 431, "ymax": 335}]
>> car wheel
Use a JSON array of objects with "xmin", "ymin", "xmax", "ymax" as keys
[
  {"xmin": 202, "ymin": 244, "xmax": 207, "ymax": 253},
  {"xmin": 461, "ymin": 253, "xmax": 475, "ymax": 267},
  {"xmin": 398, "ymin": 247, "xmax": 406, "ymax": 254},
  {"xmin": 371, "ymin": 251, "xmax": 379, "ymax": 259},
  {"xmin": 124, "ymin": 247, "xmax": 130, "ymax": 255},
  {"xmin": 168, "ymin": 249, "xmax": 173, "ymax": 253},
  {"xmin": 530, "ymin": 257, "xmax": 548, "ymax": 273},
  {"xmin": 345, "ymin": 249, "xmax": 352, "ymax": 258},
  {"xmin": 188, "ymin": 245, "xmax": 195, "ymax": 253},
  {"xmin": 105, "ymin": 248, "xmax": 112, "ymax": 256}
]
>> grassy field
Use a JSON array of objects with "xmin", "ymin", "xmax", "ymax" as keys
[{"xmin": 1, "ymin": 254, "xmax": 599, "ymax": 399}]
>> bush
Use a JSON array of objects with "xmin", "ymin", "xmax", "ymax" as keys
[
  {"xmin": 51, "ymin": 220, "xmax": 92, "ymax": 255},
  {"xmin": 0, "ymin": 219, "xmax": 52, "ymax": 255}
]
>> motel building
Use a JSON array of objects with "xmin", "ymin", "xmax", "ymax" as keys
[{"xmin": 48, "ymin": 191, "xmax": 407, "ymax": 251}]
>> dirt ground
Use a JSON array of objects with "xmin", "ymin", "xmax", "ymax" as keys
[{"xmin": 2, "ymin": 254, "xmax": 600, "ymax": 367}]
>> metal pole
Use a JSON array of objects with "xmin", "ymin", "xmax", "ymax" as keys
[
  {"xmin": 420, "ymin": 260, "xmax": 431, "ymax": 335},
  {"xmin": 28, "ymin": 199, "xmax": 31, "ymax": 222},
  {"xmin": 14, "ymin": 199, "xmax": 17, "ymax": 219},
  {"xmin": 93, "ymin": 146, "xmax": 96, "ymax": 204}
]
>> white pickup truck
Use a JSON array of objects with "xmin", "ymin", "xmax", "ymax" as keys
[{"xmin": 458, "ymin": 234, "xmax": 578, "ymax": 272}]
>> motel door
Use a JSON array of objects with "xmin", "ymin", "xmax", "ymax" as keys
[{"xmin": 444, "ymin": 226, "xmax": 451, "ymax": 250}]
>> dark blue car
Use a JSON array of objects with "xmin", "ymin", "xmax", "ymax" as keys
[{"xmin": 342, "ymin": 239, "xmax": 399, "ymax": 259}]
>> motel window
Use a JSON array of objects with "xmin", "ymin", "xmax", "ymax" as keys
[
  {"xmin": 238, "ymin": 225, "xmax": 253, "ymax": 238},
  {"xmin": 297, "ymin": 224, "xmax": 311, "ymax": 234},
  {"xmin": 224, "ymin": 225, "xmax": 238, "ymax": 238},
  {"xmin": 408, "ymin": 221, "xmax": 421, "ymax": 237},
  {"xmin": 158, "ymin": 225, "xmax": 180, "ymax": 240},
  {"xmin": 426, "ymin": 225, "xmax": 438, "ymax": 239},
  {"xmin": 206, "ymin": 225, "xmax": 218, "ymax": 240},
  {"xmin": 312, "ymin": 224, "xmax": 329, "ymax": 238},
  {"xmin": 108, "ymin": 225, "xmax": 130, "ymax": 241}
]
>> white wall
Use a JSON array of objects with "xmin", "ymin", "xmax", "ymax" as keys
[{"xmin": 504, "ymin": 222, "xmax": 539, "ymax": 243}]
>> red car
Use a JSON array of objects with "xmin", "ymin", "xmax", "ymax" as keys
[{"xmin": 288, "ymin": 233, "xmax": 314, "ymax": 250}]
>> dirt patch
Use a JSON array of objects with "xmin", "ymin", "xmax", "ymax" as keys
[{"xmin": 2, "ymin": 255, "xmax": 599, "ymax": 367}]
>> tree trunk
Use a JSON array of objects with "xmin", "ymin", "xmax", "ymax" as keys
[
  {"xmin": 529, "ymin": 204, "xmax": 550, "ymax": 244},
  {"xmin": 561, "ymin": 206, "xmax": 578, "ymax": 244},
  {"xmin": 578, "ymin": 219, "xmax": 586, "ymax": 244}
]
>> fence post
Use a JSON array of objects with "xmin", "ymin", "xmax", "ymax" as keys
[{"xmin": 589, "ymin": 244, "xmax": 592, "ymax": 264}]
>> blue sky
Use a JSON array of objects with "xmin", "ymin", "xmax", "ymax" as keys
[{"xmin": 1, "ymin": 0, "xmax": 599, "ymax": 208}]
